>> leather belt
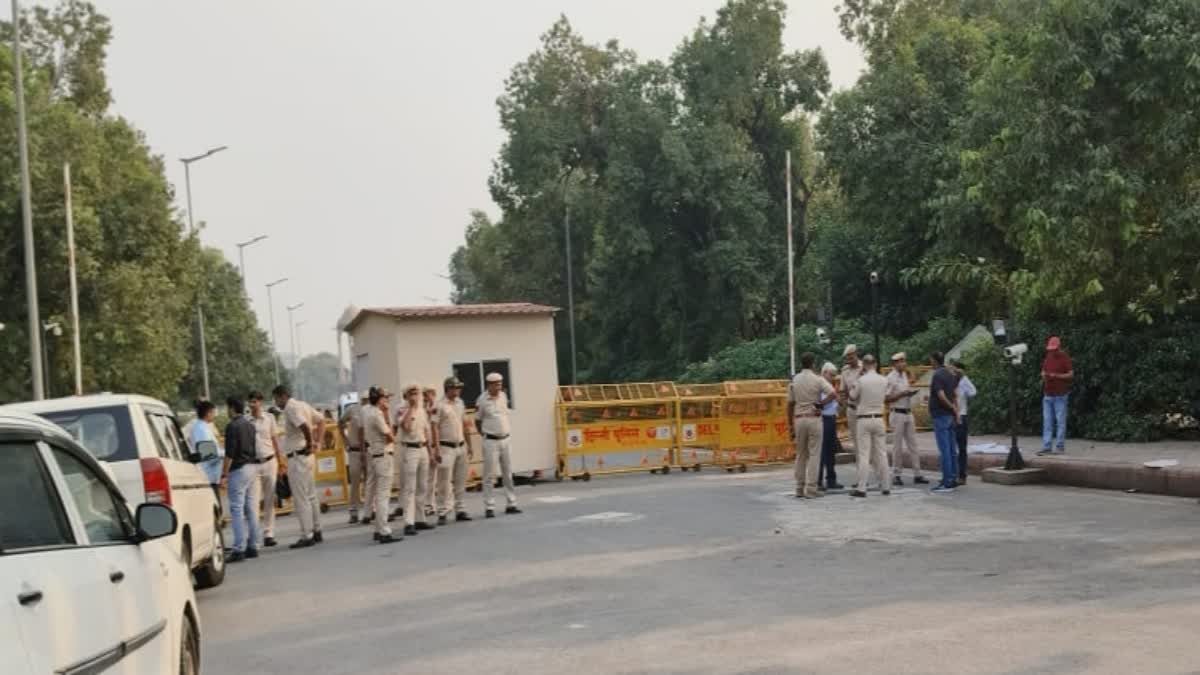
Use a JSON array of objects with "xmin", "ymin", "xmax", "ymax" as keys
[
  {"xmin": 402, "ymin": 442, "xmax": 425, "ymax": 448},
  {"xmin": 439, "ymin": 441, "xmax": 465, "ymax": 448},
  {"xmin": 484, "ymin": 433, "xmax": 510, "ymax": 441},
  {"xmin": 370, "ymin": 451, "xmax": 394, "ymax": 458},
  {"xmin": 250, "ymin": 455, "xmax": 276, "ymax": 464},
  {"xmin": 286, "ymin": 449, "xmax": 312, "ymax": 458},
  {"xmin": 892, "ymin": 409, "xmax": 911, "ymax": 415},
  {"xmin": 347, "ymin": 446, "xmax": 364, "ymax": 452},
  {"xmin": 859, "ymin": 414, "xmax": 884, "ymax": 419}
]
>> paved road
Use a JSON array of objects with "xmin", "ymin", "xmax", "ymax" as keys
[{"xmin": 198, "ymin": 469, "xmax": 1200, "ymax": 675}]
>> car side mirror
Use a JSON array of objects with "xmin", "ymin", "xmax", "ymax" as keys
[
  {"xmin": 192, "ymin": 439, "xmax": 219, "ymax": 463},
  {"xmin": 135, "ymin": 503, "xmax": 178, "ymax": 542}
]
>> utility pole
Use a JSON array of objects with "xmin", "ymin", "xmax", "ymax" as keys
[
  {"xmin": 236, "ymin": 235, "xmax": 268, "ymax": 292},
  {"xmin": 13, "ymin": 0, "xmax": 44, "ymax": 400},
  {"xmin": 64, "ymin": 163, "xmax": 82, "ymax": 395},
  {"xmin": 786, "ymin": 150, "xmax": 796, "ymax": 377},
  {"xmin": 287, "ymin": 302, "xmax": 304, "ymax": 371},
  {"xmin": 266, "ymin": 277, "xmax": 288, "ymax": 384},
  {"xmin": 181, "ymin": 145, "xmax": 228, "ymax": 400}
]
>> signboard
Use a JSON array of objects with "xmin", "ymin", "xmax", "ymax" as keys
[{"xmin": 562, "ymin": 419, "xmax": 674, "ymax": 455}]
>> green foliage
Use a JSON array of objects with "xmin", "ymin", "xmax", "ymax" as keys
[
  {"xmin": 292, "ymin": 352, "xmax": 343, "ymax": 407},
  {"xmin": 962, "ymin": 319, "xmax": 1200, "ymax": 442}
]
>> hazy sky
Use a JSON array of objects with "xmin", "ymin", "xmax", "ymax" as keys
[{"xmin": 93, "ymin": 0, "xmax": 864, "ymax": 360}]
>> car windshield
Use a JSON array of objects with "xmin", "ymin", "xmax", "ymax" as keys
[{"xmin": 38, "ymin": 406, "xmax": 138, "ymax": 462}]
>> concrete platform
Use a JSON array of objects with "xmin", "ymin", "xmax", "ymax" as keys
[{"xmin": 982, "ymin": 466, "xmax": 1046, "ymax": 485}]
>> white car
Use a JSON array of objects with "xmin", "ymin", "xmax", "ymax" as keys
[
  {"xmin": 3, "ymin": 395, "xmax": 226, "ymax": 589},
  {"xmin": 0, "ymin": 410, "xmax": 201, "ymax": 674}
]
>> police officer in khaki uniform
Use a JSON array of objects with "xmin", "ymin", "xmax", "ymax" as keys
[
  {"xmin": 363, "ymin": 386, "xmax": 400, "ymax": 544},
  {"xmin": 422, "ymin": 385, "xmax": 440, "ymax": 522},
  {"xmin": 397, "ymin": 383, "xmax": 435, "ymax": 536},
  {"xmin": 788, "ymin": 353, "xmax": 834, "ymax": 499},
  {"xmin": 476, "ymin": 372, "xmax": 521, "ymax": 518},
  {"xmin": 432, "ymin": 376, "xmax": 473, "ymax": 524},
  {"xmin": 849, "ymin": 355, "xmax": 891, "ymax": 498},
  {"xmin": 886, "ymin": 352, "xmax": 928, "ymax": 486},
  {"xmin": 840, "ymin": 345, "xmax": 864, "ymax": 454},
  {"xmin": 339, "ymin": 390, "xmax": 369, "ymax": 524},
  {"xmin": 272, "ymin": 385, "xmax": 325, "ymax": 549}
]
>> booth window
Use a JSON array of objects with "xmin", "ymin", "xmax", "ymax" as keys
[{"xmin": 453, "ymin": 359, "xmax": 513, "ymax": 408}]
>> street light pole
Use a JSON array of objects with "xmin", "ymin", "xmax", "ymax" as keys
[
  {"xmin": 64, "ymin": 162, "xmax": 83, "ymax": 395},
  {"xmin": 235, "ymin": 234, "xmax": 268, "ymax": 292},
  {"xmin": 786, "ymin": 150, "xmax": 796, "ymax": 377},
  {"xmin": 295, "ymin": 320, "xmax": 307, "ymax": 400},
  {"xmin": 181, "ymin": 145, "xmax": 228, "ymax": 401},
  {"xmin": 870, "ymin": 272, "xmax": 881, "ymax": 358},
  {"xmin": 287, "ymin": 302, "xmax": 304, "ymax": 372},
  {"xmin": 12, "ymin": 0, "xmax": 44, "ymax": 400},
  {"xmin": 561, "ymin": 173, "xmax": 579, "ymax": 385},
  {"xmin": 266, "ymin": 277, "xmax": 288, "ymax": 384}
]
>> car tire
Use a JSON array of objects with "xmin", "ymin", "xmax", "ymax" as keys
[
  {"xmin": 179, "ymin": 612, "xmax": 199, "ymax": 675},
  {"xmin": 193, "ymin": 517, "xmax": 226, "ymax": 589}
]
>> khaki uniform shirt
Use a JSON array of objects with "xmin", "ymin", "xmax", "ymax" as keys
[
  {"xmin": 788, "ymin": 370, "xmax": 834, "ymax": 417},
  {"xmin": 851, "ymin": 370, "xmax": 888, "ymax": 416},
  {"xmin": 342, "ymin": 405, "xmax": 364, "ymax": 449},
  {"xmin": 251, "ymin": 412, "xmax": 278, "ymax": 460},
  {"xmin": 398, "ymin": 406, "xmax": 429, "ymax": 445},
  {"xmin": 840, "ymin": 364, "xmax": 863, "ymax": 407},
  {"xmin": 475, "ymin": 392, "xmax": 511, "ymax": 437},
  {"xmin": 283, "ymin": 398, "xmax": 318, "ymax": 453},
  {"xmin": 362, "ymin": 405, "xmax": 392, "ymax": 455},
  {"xmin": 886, "ymin": 370, "xmax": 914, "ymax": 411},
  {"xmin": 433, "ymin": 397, "xmax": 467, "ymax": 444}
]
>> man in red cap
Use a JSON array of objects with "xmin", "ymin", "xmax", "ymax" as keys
[{"xmin": 1038, "ymin": 336, "xmax": 1073, "ymax": 455}]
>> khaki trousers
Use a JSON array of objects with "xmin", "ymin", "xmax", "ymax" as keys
[
  {"xmin": 424, "ymin": 451, "xmax": 437, "ymax": 517},
  {"xmin": 855, "ymin": 417, "xmax": 890, "ymax": 492},
  {"xmin": 436, "ymin": 443, "xmax": 468, "ymax": 516},
  {"xmin": 255, "ymin": 457, "xmax": 278, "ymax": 538},
  {"xmin": 846, "ymin": 407, "xmax": 860, "ymax": 451},
  {"xmin": 793, "ymin": 416, "xmax": 822, "ymax": 497},
  {"xmin": 890, "ymin": 412, "xmax": 921, "ymax": 477},
  {"xmin": 366, "ymin": 453, "xmax": 394, "ymax": 535},
  {"xmin": 399, "ymin": 446, "xmax": 430, "ymax": 525},
  {"xmin": 346, "ymin": 450, "xmax": 366, "ymax": 515},
  {"xmin": 482, "ymin": 437, "xmax": 517, "ymax": 509},
  {"xmin": 362, "ymin": 450, "xmax": 377, "ymax": 517},
  {"xmin": 286, "ymin": 453, "xmax": 321, "ymax": 538}
]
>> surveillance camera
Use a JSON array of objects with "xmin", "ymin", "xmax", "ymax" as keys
[
  {"xmin": 815, "ymin": 327, "xmax": 831, "ymax": 345},
  {"xmin": 1003, "ymin": 343, "xmax": 1028, "ymax": 360},
  {"xmin": 869, "ymin": 271, "xmax": 880, "ymax": 284}
]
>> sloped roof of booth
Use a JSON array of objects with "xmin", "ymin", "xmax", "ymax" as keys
[{"xmin": 343, "ymin": 303, "xmax": 558, "ymax": 332}]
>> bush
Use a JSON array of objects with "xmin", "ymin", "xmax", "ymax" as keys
[{"xmin": 962, "ymin": 318, "xmax": 1200, "ymax": 442}]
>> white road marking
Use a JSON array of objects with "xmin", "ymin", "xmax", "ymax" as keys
[
  {"xmin": 569, "ymin": 511, "xmax": 644, "ymax": 524},
  {"xmin": 534, "ymin": 496, "xmax": 577, "ymax": 504}
]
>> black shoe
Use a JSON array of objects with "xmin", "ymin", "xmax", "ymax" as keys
[
  {"xmin": 485, "ymin": 509, "xmax": 496, "ymax": 519},
  {"xmin": 404, "ymin": 525, "xmax": 418, "ymax": 536},
  {"xmin": 438, "ymin": 515, "xmax": 448, "ymax": 526},
  {"xmin": 914, "ymin": 476, "xmax": 930, "ymax": 484},
  {"xmin": 227, "ymin": 551, "xmax": 246, "ymax": 563},
  {"xmin": 378, "ymin": 533, "xmax": 400, "ymax": 544},
  {"xmin": 829, "ymin": 482, "xmax": 845, "ymax": 490},
  {"xmin": 349, "ymin": 514, "xmax": 359, "ymax": 524},
  {"xmin": 312, "ymin": 530, "xmax": 324, "ymax": 544},
  {"xmin": 361, "ymin": 515, "xmax": 374, "ymax": 525},
  {"xmin": 505, "ymin": 506, "xmax": 523, "ymax": 515},
  {"xmin": 456, "ymin": 512, "xmax": 473, "ymax": 522},
  {"xmin": 415, "ymin": 521, "xmax": 435, "ymax": 531},
  {"xmin": 289, "ymin": 538, "xmax": 315, "ymax": 549},
  {"xmin": 849, "ymin": 489, "xmax": 868, "ymax": 498},
  {"xmin": 373, "ymin": 532, "xmax": 382, "ymax": 542},
  {"xmin": 881, "ymin": 490, "xmax": 891, "ymax": 496},
  {"xmin": 392, "ymin": 508, "xmax": 404, "ymax": 518},
  {"xmin": 892, "ymin": 475, "xmax": 904, "ymax": 487},
  {"xmin": 245, "ymin": 548, "xmax": 259, "ymax": 559},
  {"xmin": 263, "ymin": 537, "xmax": 278, "ymax": 548},
  {"xmin": 1037, "ymin": 448, "xmax": 1052, "ymax": 456}
]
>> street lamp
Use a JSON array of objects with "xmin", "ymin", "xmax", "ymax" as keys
[
  {"xmin": 235, "ymin": 235, "xmax": 268, "ymax": 291},
  {"xmin": 286, "ymin": 302, "xmax": 304, "ymax": 371},
  {"xmin": 41, "ymin": 321, "xmax": 62, "ymax": 397},
  {"xmin": 266, "ymin": 277, "xmax": 288, "ymax": 383},
  {"xmin": 869, "ymin": 271, "xmax": 881, "ymax": 359},
  {"xmin": 12, "ymin": 0, "xmax": 44, "ymax": 400},
  {"xmin": 294, "ymin": 320, "xmax": 308, "ymax": 400},
  {"xmin": 561, "ymin": 170, "xmax": 579, "ymax": 385},
  {"xmin": 181, "ymin": 144, "xmax": 229, "ymax": 401}
]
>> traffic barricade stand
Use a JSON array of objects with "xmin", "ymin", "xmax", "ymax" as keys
[
  {"xmin": 313, "ymin": 423, "xmax": 350, "ymax": 513},
  {"xmin": 556, "ymin": 382, "xmax": 679, "ymax": 481},
  {"xmin": 676, "ymin": 383, "xmax": 723, "ymax": 472},
  {"xmin": 717, "ymin": 380, "xmax": 792, "ymax": 472}
]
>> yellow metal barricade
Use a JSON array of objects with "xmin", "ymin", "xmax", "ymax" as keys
[
  {"xmin": 717, "ymin": 380, "xmax": 792, "ymax": 472},
  {"xmin": 556, "ymin": 382, "xmax": 680, "ymax": 480},
  {"xmin": 676, "ymin": 383, "xmax": 723, "ymax": 472},
  {"xmin": 313, "ymin": 423, "xmax": 349, "ymax": 512}
]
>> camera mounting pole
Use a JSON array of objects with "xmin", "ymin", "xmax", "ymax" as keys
[{"xmin": 1003, "ymin": 326, "xmax": 1025, "ymax": 471}]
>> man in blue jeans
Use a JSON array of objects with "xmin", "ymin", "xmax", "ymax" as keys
[
  {"xmin": 927, "ymin": 352, "xmax": 960, "ymax": 493},
  {"xmin": 221, "ymin": 397, "xmax": 261, "ymax": 562},
  {"xmin": 1038, "ymin": 336, "xmax": 1073, "ymax": 456}
]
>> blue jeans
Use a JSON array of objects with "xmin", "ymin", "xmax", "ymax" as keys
[
  {"xmin": 933, "ymin": 415, "xmax": 958, "ymax": 487},
  {"xmin": 228, "ymin": 463, "xmax": 261, "ymax": 552},
  {"xmin": 1042, "ymin": 395, "xmax": 1068, "ymax": 450}
]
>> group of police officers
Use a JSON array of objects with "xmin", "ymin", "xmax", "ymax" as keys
[{"xmin": 338, "ymin": 372, "xmax": 520, "ymax": 545}]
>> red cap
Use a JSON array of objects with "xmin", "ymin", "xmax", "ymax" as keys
[{"xmin": 1046, "ymin": 336, "xmax": 1061, "ymax": 351}]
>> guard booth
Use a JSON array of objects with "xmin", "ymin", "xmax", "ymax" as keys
[
  {"xmin": 676, "ymin": 383, "xmax": 723, "ymax": 471},
  {"xmin": 718, "ymin": 380, "xmax": 792, "ymax": 472},
  {"xmin": 556, "ymin": 382, "xmax": 679, "ymax": 480}
]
